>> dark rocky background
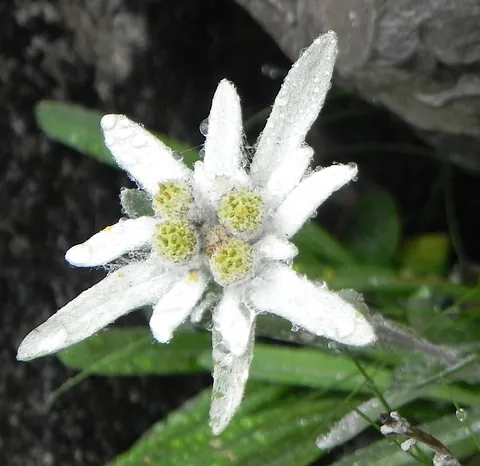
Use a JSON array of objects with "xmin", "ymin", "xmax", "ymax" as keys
[{"xmin": 1, "ymin": 1, "xmax": 479, "ymax": 465}]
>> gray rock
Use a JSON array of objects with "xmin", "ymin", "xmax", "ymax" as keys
[{"xmin": 233, "ymin": 0, "xmax": 480, "ymax": 170}]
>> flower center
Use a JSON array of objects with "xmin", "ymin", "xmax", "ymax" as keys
[
  {"xmin": 154, "ymin": 220, "xmax": 197, "ymax": 263},
  {"xmin": 218, "ymin": 189, "xmax": 264, "ymax": 234},
  {"xmin": 152, "ymin": 181, "xmax": 192, "ymax": 219},
  {"xmin": 205, "ymin": 225, "xmax": 253, "ymax": 285}
]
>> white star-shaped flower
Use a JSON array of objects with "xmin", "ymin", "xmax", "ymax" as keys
[{"xmin": 17, "ymin": 31, "xmax": 376, "ymax": 434}]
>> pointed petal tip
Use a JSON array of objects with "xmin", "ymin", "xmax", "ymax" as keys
[
  {"xmin": 149, "ymin": 326, "xmax": 172, "ymax": 344},
  {"xmin": 209, "ymin": 419, "xmax": 226, "ymax": 436},
  {"xmin": 320, "ymin": 30, "xmax": 338, "ymax": 45},
  {"xmin": 16, "ymin": 325, "xmax": 69, "ymax": 361},
  {"xmin": 310, "ymin": 30, "xmax": 338, "ymax": 58},
  {"xmin": 149, "ymin": 271, "xmax": 208, "ymax": 344},
  {"xmin": 347, "ymin": 318, "xmax": 377, "ymax": 347},
  {"xmin": 217, "ymin": 78, "xmax": 235, "ymax": 90},
  {"xmin": 65, "ymin": 244, "xmax": 91, "ymax": 267},
  {"xmin": 212, "ymin": 79, "xmax": 239, "ymax": 105},
  {"xmin": 100, "ymin": 114, "xmax": 121, "ymax": 131}
]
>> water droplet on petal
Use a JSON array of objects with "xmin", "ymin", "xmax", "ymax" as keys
[
  {"xmin": 328, "ymin": 341, "xmax": 340, "ymax": 352},
  {"xmin": 172, "ymin": 151, "xmax": 183, "ymax": 162},
  {"xmin": 199, "ymin": 118, "xmax": 209, "ymax": 136},
  {"xmin": 199, "ymin": 148, "xmax": 205, "ymax": 158},
  {"xmin": 101, "ymin": 114, "xmax": 117, "ymax": 130},
  {"xmin": 456, "ymin": 408, "xmax": 468, "ymax": 422},
  {"xmin": 291, "ymin": 324, "xmax": 300, "ymax": 332}
]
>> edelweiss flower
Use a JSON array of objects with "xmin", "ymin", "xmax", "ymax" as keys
[{"xmin": 17, "ymin": 30, "xmax": 376, "ymax": 435}]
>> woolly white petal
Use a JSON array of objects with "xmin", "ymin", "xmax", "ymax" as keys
[
  {"xmin": 209, "ymin": 326, "xmax": 254, "ymax": 435},
  {"xmin": 250, "ymin": 32, "xmax": 338, "ymax": 190},
  {"xmin": 212, "ymin": 288, "xmax": 255, "ymax": 356},
  {"xmin": 254, "ymin": 234, "xmax": 298, "ymax": 262},
  {"xmin": 273, "ymin": 163, "xmax": 357, "ymax": 238},
  {"xmin": 194, "ymin": 80, "xmax": 249, "ymax": 205},
  {"xmin": 149, "ymin": 271, "xmax": 208, "ymax": 342},
  {"xmin": 101, "ymin": 114, "xmax": 190, "ymax": 196},
  {"xmin": 262, "ymin": 146, "xmax": 314, "ymax": 207},
  {"xmin": 17, "ymin": 259, "xmax": 174, "ymax": 361},
  {"xmin": 204, "ymin": 80, "xmax": 247, "ymax": 182},
  {"xmin": 65, "ymin": 217, "xmax": 157, "ymax": 267},
  {"xmin": 248, "ymin": 265, "xmax": 376, "ymax": 346}
]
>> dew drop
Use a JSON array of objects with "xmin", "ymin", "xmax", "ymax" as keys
[
  {"xmin": 199, "ymin": 148, "xmax": 205, "ymax": 158},
  {"xmin": 291, "ymin": 324, "xmax": 300, "ymax": 332},
  {"xmin": 101, "ymin": 114, "xmax": 117, "ymax": 130},
  {"xmin": 205, "ymin": 321, "xmax": 214, "ymax": 331},
  {"xmin": 172, "ymin": 151, "xmax": 183, "ymax": 162},
  {"xmin": 327, "ymin": 341, "xmax": 340, "ymax": 352},
  {"xmin": 199, "ymin": 118, "xmax": 209, "ymax": 136},
  {"xmin": 456, "ymin": 408, "xmax": 468, "ymax": 422}
]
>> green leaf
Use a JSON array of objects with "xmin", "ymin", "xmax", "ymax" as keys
[
  {"xmin": 343, "ymin": 184, "xmax": 400, "ymax": 266},
  {"xmin": 106, "ymin": 386, "xmax": 338, "ymax": 466},
  {"xmin": 330, "ymin": 409, "xmax": 480, "ymax": 466},
  {"xmin": 57, "ymin": 328, "xmax": 480, "ymax": 407},
  {"xmin": 400, "ymin": 233, "xmax": 451, "ymax": 275},
  {"xmin": 321, "ymin": 264, "xmax": 480, "ymax": 301},
  {"xmin": 199, "ymin": 344, "xmax": 480, "ymax": 406},
  {"xmin": 293, "ymin": 222, "xmax": 357, "ymax": 268},
  {"xmin": 35, "ymin": 101, "xmax": 199, "ymax": 168},
  {"xmin": 109, "ymin": 383, "xmax": 288, "ymax": 465},
  {"xmin": 119, "ymin": 188, "xmax": 154, "ymax": 218},
  {"xmin": 55, "ymin": 330, "xmax": 210, "ymax": 396},
  {"xmin": 59, "ymin": 329, "xmax": 210, "ymax": 374}
]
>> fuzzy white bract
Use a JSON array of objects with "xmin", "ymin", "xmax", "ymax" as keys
[{"xmin": 17, "ymin": 31, "xmax": 376, "ymax": 434}]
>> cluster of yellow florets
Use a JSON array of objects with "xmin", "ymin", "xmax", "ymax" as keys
[
  {"xmin": 204, "ymin": 225, "xmax": 253, "ymax": 285},
  {"xmin": 154, "ymin": 219, "xmax": 197, "ymax": 263},
  {"xmin": 218, "ymin": 189, "xmax": 264, "ymax": 234},
  {"xmin": 152, "ymin": 183, "xmax": 264, "ymax": 284},
  {"xmin": 152, "ymin": 181, "xmax": 192, "ymax": 219},
  {"xmin": 152, "ymin": 181, "xmax": 197, "ymax": 263}
]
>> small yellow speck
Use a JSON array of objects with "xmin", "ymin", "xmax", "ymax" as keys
[
  {"xmin": 189, "ymin": 272, "xmax": 197, "ymax": 281},
  {"xmin": 117, "ymin": 272, "xmax": 125, "ymax": 278},
  {"xmin": 103, "ymin": 225, "xmax": 113, "ymax": 231}
]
